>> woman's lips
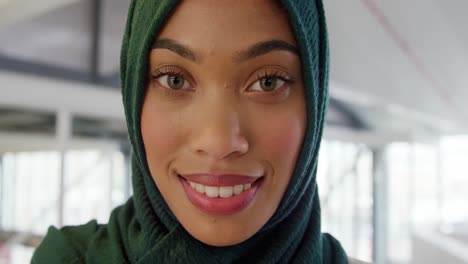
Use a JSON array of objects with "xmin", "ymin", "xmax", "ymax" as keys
[
  {"xmin": 180, "ymin": 173, "xmax": 259, "ymax": 186},
  {"xmin": 179, "ymin": 174, "xmax": 263, "ymax": 215}
]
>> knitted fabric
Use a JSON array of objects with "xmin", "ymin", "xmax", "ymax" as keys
[{"xmin": 31, "ymin": 0, "xmax": 348, "ymax": 263}]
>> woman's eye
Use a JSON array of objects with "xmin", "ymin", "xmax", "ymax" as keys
[
  {"xmin": 250, "ymin": 77, "xmax": 286, "ymax": 92},
  {"xmin": 157, "ymin": 74, "xmax": 191, "ymax": 90}
]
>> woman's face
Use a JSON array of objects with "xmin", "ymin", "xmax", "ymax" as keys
[{"xmin": 141, "ymin": 0, "xmax": 306, "ymax": 246}]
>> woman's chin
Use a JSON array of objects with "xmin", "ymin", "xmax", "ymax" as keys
[
  {"xmin": 187, "ymin": 229, "xmax": 251, "ymax": 247},
  {"xmin": 176, "ymin": 216, "xmax": 263, "ymax": 247}
]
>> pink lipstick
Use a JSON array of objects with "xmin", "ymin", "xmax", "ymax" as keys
[{"xmin": 179, "ymin": 173, "xmax": 263, "ymax": 215}]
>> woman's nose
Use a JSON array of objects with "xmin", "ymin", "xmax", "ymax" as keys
[{"xmin": 189, "ymin": 101, "xmax": 249, "ymax": 160}]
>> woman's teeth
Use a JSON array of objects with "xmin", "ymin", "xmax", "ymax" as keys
[{"xmin": 188, "ymin": 181, "xmax": 252, "ymax": 198}]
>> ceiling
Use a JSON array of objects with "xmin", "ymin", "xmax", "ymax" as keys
[
  {"xmin": 0, "ymin": 0, "xmax": 80, "ymax": 27},
  {"xmin": 0, "ymin": 0, "xmax": 467, "ymax": 140},
  {"xmin": 0, "ymin": 0, "xmax": 127, "ymax": 78},
  {"xmin": 325, "ymin": 0, "xmax": 468, "ymax": 135}
]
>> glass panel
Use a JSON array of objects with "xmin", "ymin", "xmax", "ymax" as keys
[
  {"xmin": 387, "ymin": 141, "xmax": 443, "ymax": 264},
  {"xmin": 440, "ymin": 136, "xmax": 468, "ymax": 224},
  {"xmin": 318, "ymin": 140, "xmax": 373, "ymax": 262},
  {"xmin": 1, "ymin": 151, "xmax": 60, "ymax": 233},
  {"xmin": 63, "ymin": 150, "xmax": 127, "ymax": 226}
]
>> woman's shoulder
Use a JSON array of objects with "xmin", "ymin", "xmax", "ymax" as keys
[
  {"xmin": 31, "ymin": 199, "xmax": 136, "ymax": 264},
  {"xmin": 31, "ymin": 220, "xmax": 102, "ymax": 264}
]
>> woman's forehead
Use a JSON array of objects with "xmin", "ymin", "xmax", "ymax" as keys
[{"xmin": 154, "ymin": 0, "xmax": 297, "ymax": 57}]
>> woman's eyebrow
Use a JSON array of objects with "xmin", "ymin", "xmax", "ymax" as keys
[
  {"xmin": 151, "ymin": 38, "xmax": 299, "ymax": 63},
  {"xmin": 234, "ymin": 40, "xmax": 299, "ymax": 63},
  {"xmin": 151, "ymin": 38, "xmax": 198, "ymax": 62}
]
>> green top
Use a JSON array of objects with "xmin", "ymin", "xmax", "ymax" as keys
[{"xmin": 31, "ymin": 0, "xmax": 348, "ymax": 263}]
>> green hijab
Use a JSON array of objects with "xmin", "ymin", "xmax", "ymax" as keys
[{"xmin": 32, "ymin": 0, "xmax": 347, "ymax": 263}]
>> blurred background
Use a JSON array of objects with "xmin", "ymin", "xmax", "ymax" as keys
[{"xmin": 0, "ymin": 0, "xmax": 467, "ymax": 263}]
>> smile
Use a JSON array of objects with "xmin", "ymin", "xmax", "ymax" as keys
[
  {"xmin": 178, "ymin": 173, "xmax": 263, "ymax": 215},
  {"xmin": 188, "ymin": 181, "xmax": 252, "ymax": 198}
]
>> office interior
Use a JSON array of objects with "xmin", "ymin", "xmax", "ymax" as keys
[{"xmin": 1, "ymin": 0, "xmax": 467, "ymax": 263}]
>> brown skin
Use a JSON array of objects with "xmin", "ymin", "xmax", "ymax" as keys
[{"xmin": 141, "ymin": 0, "xmax": 306, "ymax": 246}]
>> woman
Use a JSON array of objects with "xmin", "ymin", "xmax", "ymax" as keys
[{"xmin": 32, "ymin": 0, "xmax": 352, "ymax": 263}]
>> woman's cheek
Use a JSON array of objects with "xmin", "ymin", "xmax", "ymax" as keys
[
  {"xmin": 141, "ymin": 102, "xmax": 182, "ymax": 167},
  {"xmin": 252, "ymin": 109, "xmax": 305, "ymax": 204},
  {"xmin": 256, "ymin": 112, "xmax": 305, "ymax": 169}
]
